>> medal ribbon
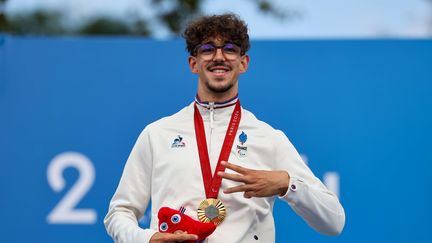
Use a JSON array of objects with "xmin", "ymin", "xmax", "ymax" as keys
[{"xmin": 194, "ymin": 100, "xmax": 241, "ymax": 199}]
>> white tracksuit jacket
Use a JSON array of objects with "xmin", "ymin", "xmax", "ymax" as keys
[{"xmin": 104, "ymin": 97, "xmax": 345, "ymax": 243}]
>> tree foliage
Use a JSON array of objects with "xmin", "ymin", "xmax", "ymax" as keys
[{"xmin": 0, "ymin": 0, "xmax": 300, "ymax": 36}]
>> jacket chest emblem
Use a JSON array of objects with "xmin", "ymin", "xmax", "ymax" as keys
[
  {"xmin": 236, "ymin": 131, "xmax": 248, "ymax": 158},
  {"xmin": 171, "ymin": 135, "xmax": 186, "ymax": 148}
]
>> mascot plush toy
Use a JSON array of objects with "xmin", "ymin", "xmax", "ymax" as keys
[{"xmin": 158, "ymin": 206, "xmax": 216, "ymax": 242}]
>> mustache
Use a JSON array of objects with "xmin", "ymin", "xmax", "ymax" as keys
[{"xmin": 207, "ymin": 61, "xmax": 231, "ymax": 70}]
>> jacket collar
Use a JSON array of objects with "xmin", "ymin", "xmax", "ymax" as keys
[{"xmin": 195, "ymin": 94, "xmax": 238, "ymax": 109}]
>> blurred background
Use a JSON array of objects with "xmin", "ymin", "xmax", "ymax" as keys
[
  {"xmin": 1, "ymin": 0, "xmax": 432, "ymax": 38},
  {"xmin": 1, "ymin": 1, "xmax": 432, "ymax": 243}
]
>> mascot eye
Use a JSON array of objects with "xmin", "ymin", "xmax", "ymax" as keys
[
  {"xmin": 171, "ymin": 214, "xmax": 181, "ymax": 224},
  {"xmin": 159, "ymin": 222, "xmax": 168, "ymax": 232}
]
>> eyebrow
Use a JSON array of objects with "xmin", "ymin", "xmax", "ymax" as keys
[{"xmin": 201, "ymin": 40, "xmax": 235, "ymax": 45}]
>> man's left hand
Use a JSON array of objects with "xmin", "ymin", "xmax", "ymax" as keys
[{"xmin": 218, "ymin": 161, "xmax": 290, "ymax": 198}]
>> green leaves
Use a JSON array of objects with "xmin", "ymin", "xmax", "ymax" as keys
[{"xmin": 0, "ymin": 0, "xmax": 290, "ymax": 36}]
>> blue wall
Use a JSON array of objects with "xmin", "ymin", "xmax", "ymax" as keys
[{"xmin": 0, "ymin": 36, "xmax": 431, "ymax": 243}]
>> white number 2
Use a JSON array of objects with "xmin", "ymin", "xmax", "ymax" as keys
[{"xmin": 47, "ymin": 152, "xmax": 97, "ymax": 224}]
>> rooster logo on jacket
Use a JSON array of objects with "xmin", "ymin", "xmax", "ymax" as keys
[{"xmin": 172, "ymin": 135, "xmax": 186, "ymax": 148}]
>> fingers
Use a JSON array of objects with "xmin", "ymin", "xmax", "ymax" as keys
[
  {"xmin": 243, "ymin": 191, "xmax": 255, "ymax": 198},
  {"xmin": 218, "ymin": 161, "xmax": 266, "ymax": 199},
  {"xmin": 150, "ymin": 232, "xmax": 198, "ymax": 242},
  {"xmin": 218, "ymin": 171, "xmax": 251, "ymax": 183},
  {"xmin": 224, "ymin": 185, "xmax": 257, "ymax": 199},
  {"xmin": 218, "ymin": 161, "xmax": 253, "ymax": 183},
  {"xmin": 166, "ymin": 233, "xmax": 198, "ymax": 241},
  {"xmin": 221, "ymin": 161, "xmax": 249, "ymax": 174},
  {"xmin": 223, "ymin": 184, "xmax": 252, "ymax": 194}
]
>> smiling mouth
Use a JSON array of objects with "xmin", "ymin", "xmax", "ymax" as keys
[
  {"xmin": 212, "ymin": 70, "xmax": 228, "ymax": 73},
  {"xmin": 208, "ymin": 66, "xmax": 231, "ymax": 74}
]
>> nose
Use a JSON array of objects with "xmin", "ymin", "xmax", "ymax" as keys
[{"xmin": 212, "ymin": 48, "xmax": 226, "ymax": 61}]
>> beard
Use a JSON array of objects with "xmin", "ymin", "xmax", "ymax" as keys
[{"xmin": 204, "ymin": 78, "xmax": 235, "ymax": 93}]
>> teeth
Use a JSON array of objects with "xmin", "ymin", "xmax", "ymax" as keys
[{"xmin": 212, "ymin": 70, "xmax": 227, "ymax": 73}]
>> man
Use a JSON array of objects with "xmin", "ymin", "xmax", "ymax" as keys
[{"xmin": 104, "ymin": 14, "xmax": 345, "ymax": 243}]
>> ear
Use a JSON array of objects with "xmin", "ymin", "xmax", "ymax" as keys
[
  {"xmin": 188, "ymin": 56, "xmax": 199, "ymax": 74},
  {"xmin": 239, "ymin": 54, "xmax": 250, "ymax": 73}
]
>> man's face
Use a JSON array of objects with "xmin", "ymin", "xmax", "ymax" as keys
[{"xmin": 188, "ymin": 37, "xmax": 249, "ymax": 95}]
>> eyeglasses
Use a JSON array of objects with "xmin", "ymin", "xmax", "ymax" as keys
[{"xmin": 194, "ymin": 42, "xmax": 242, "ymax": 61}]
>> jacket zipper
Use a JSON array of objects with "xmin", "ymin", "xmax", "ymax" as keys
[{"xmin": 209, "ymin": 102, "xmax": 215, "ymax": 155}]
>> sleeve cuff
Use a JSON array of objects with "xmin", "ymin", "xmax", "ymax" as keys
[
  {"xmin": 139, "ymin": 228, "xmax": 158, "ymax": 243},
  {"xmin": 278, "ymin": 177, "xmax": 304, "ymax": 203}
]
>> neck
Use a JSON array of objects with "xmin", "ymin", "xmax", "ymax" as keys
[
  {"xmin": 197, "ymin": 93, "xmax": 237, "ymax": 103},
  {"xmin": 196, "ymin": 93, "xmax": 238, "ymax": 105},
  {"xmin": 197, "ymin": 85, "xmax": 238, "ymax": 103}
]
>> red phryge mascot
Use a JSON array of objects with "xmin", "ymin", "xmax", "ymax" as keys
[{"xmin": 158, "ymin": 206, "xmax": 216, "ymax": 243}]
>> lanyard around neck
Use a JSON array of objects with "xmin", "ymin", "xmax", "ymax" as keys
[{"xmin": 193, "ymin": 100, "xmax": 241, "ymax": 198}]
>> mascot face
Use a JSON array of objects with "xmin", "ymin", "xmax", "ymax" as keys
[
  {"xmin": 158, "ymin": 208, "xmax": 183, "ymax": 233},
  {"xmin": 157, "ymin": 206, "xmax": 216, "ymax": 241}
]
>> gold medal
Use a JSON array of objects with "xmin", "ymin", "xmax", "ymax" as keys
[{"xmin": 197, "ymin": 198, "xmax": 226, "ymax": 225}]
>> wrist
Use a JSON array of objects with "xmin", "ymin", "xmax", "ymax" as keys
[{"xmin": 278, "ymin": 171, "xmax": 290, "ymax": 196}]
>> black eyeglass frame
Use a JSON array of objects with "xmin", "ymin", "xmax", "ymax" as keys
[{"xmin": 192, "ymin": 41, "xmax": 245, "ymax": 58}]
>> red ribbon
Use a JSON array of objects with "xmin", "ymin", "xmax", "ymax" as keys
[{"xmin": 194, "ymin": 100, "xmax": 241, "ymax": 199}]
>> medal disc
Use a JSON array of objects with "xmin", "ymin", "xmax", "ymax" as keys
[{"xmin": 197, "ymin": 198, "xmax": 226, "ymax": 225}]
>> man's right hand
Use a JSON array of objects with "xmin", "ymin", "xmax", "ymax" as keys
[{"xmin": 149, "ymin": 232, "xmax": 198, "ymax": 242}]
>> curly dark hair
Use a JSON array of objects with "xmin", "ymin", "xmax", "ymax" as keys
[{"xmin": 183, "ymin": 13, "xmax": 250, "ymax": 56}]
